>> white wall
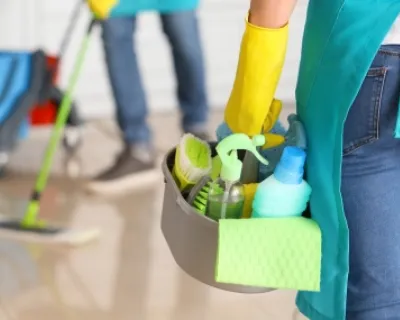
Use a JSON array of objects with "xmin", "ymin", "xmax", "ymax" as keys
[
  {"xmin": 0, "ymin": 0, "xmax": 308, "ymax": 119},
  {"xmin": 0, "ymin": 0, "xmax": 37, "ymax": 48}
]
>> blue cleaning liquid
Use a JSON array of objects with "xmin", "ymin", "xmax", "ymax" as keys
[{"xmin": 252, "ymin": 146, "xmax": 312, "ymax": 218}]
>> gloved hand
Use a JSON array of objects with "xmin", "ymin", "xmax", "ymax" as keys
[
  {"xmin": 87, "ymin": 0, "xmax": 119, "ymax": 19},
  {"xmin": 224, "ymin": 17, "xmax": 288, "ymax": 137},
  {"xmin": 217, "ymin": 99, "xmax": 286, "ymax": 149},
  {"xmin": 261, "ymin": 99, "xmax": 285, "ymax": 149}
]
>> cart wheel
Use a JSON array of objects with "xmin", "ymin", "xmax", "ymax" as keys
[
  {"xmin": 63, "ymin": 127, "xmax": 82, "ymax": 155},
  {"xmin": 63, "ymin": 156, "xmax": 82, "ymax": 179}
]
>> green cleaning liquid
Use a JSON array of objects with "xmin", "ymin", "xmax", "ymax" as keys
[
  {"xmin": 206, "ymin": 180, "xmax": 244, "ymax": 221},
  {"xmin": 210, "ymin": 133, "xmax": 269, "ymax": 221}
]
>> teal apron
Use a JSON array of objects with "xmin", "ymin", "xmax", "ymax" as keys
[
  {"xmin": 110, "ymin": 0, "xmax": 199, "ymax": 16},
  {"xmin": 295, "ymin": 1, "xmax": 400, "ymax": 319}
]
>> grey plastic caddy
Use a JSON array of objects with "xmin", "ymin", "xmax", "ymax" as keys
[
  {"xmin": 161, "ymin": 148, "xmax": 271, "ymax": 294},
  {"xmin": 161, "ymin": 115, "xmax": 307, "ymax": 293}
]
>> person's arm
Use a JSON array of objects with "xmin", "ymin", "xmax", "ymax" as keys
[
  {"xmin": 224, "ymin": 0, "xmax": 298, "ymax": 137},
  {"xmin": 249, "ymin": 0, "xmax": 298, "ymax": 28}
]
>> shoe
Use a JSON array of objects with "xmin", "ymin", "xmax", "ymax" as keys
[{"xmin": 86, "ymin": 144, "xmax": 159, "ymax": 195}]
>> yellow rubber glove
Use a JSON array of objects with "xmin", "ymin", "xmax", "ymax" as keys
[
  {"xmin": 262, "ymin": 132, "xmax": 285, "ymax": 149},
  {"xmin": 224, "ymin": 17, "xmax": 288, "ymax": 137},
  {"xmin": 262, "ymin": 99, "xmax": 285, "ymax": 149},
  {"xmin": 87, "ymin": 0, "xmax": 118, "ymax": 19}
]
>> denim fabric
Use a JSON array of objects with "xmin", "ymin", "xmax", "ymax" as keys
[
  {"xmin": 101, "ymin": 11, "xmax": 208, "ymax": 144},
  {"xmin": 342, "ymin": 45, "xmax": 400, "ymax": 319}
]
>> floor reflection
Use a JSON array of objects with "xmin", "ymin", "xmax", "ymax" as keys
[{"xmin": 0, "ymin": 112, "xmax": 300, "ymax": 320}]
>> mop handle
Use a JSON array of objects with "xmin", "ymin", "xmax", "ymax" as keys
[
  {"xmin": 58, "ymin": 0, "xmax": 87, "ymax": 62},
  {"xmin": 23, "ymin": 19, "xmax": 97, "ymax": 226}
]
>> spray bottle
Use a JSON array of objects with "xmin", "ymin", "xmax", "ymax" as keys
[
  {"xmin": 252, "ymin": 146, "xmax": 312, "ymax": 218},
  {"xmin": 206, "ymin": 134, "xmax": 269, "ymax": 221}
]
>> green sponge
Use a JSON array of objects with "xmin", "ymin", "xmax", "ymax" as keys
[{"xmin": 216, "ymin": 217, "xmax": 321, "ymax": 291}]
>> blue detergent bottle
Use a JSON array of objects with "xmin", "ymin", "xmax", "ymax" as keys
[{"xmin": 252, "ymin": 146, "xmax": 312, "ymax": 218}]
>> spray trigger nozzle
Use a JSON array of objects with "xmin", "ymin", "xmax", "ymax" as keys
[
  {"xmin": 216, "ymin": 133, "xmax": 269, "ymax": 182},
  {"xmin": 252, "ymin": 135, "xmax": 265, "ymax": 147}
]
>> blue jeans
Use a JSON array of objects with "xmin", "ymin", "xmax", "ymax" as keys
[
  {"xmin": 342, "ymin": 45, "xmax": 400, "ymax": 319},
  {"xmin": 101, "ymin": 11, "xmax": 208, "ymax": 145}
]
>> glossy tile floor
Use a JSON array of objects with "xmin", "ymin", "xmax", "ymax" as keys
[{"xmin": 0, "ymin": 110, "xmax": 307, "ymax": 320}]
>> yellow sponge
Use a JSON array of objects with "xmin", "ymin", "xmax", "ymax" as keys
[{"xmin": 242, "ymin": 183, "xmax": 259, "ymax": 218}]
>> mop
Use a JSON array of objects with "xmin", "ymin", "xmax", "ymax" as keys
[{"xmin": 0, "ymin": 15, "xmax": 101, "ymax": 246}]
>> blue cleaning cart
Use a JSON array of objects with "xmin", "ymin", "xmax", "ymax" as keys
[{"xmin": 0, "ymin": 1, "xmax": 84, "ymax": 176}]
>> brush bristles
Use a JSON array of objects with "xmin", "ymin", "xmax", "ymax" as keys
[
  {"xmin": 178, "ymin": 134, "xmax": 212, "ymax": 184},
  {"xmin": 192, "ymin": 181, "xmax": 212, "ymax": 214}
]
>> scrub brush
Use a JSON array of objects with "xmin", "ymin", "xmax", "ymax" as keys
[
  {"xmin": 187, "ymin": 177, "xmax": 212, "ymax": 214},
  {"xmin": 187, "ymin": 155, "xmax": 223, "ymax": 215},
  {"xmin": 187, "ymin": 176, "xmax": 225, "ymax": 215},
  {"xmin": 172, "ymin": 133, "xmax": 212, "ymax": 191}
]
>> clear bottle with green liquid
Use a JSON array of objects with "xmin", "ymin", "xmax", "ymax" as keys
[{"xmin": 207, "ymin": 134, "xmax": 269, "ymax": 221}]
